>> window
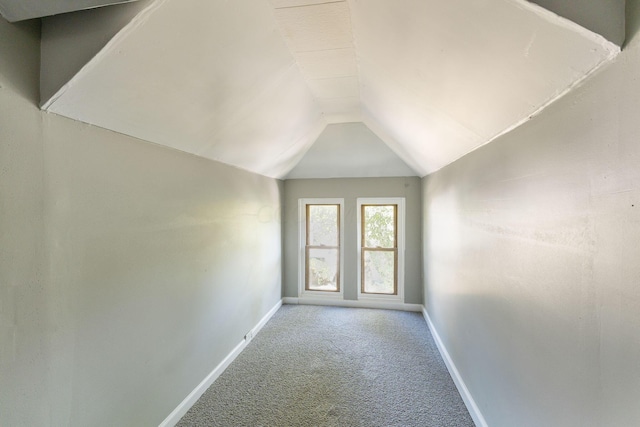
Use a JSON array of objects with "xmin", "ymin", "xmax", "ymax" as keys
[
  {"xmin": 299, "ymin": 198, "xmax": 344, "ymax": 298},
  {"xmin": 357, "ymin": 198, "xmax": 405, "ymax": 301}
]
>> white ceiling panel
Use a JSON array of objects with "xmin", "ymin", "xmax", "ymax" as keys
[
  {"xmin": 318, "ymin": 97, "xmax": 362, "ymax": 123},
  {"xmin": 295, "ymin": 48, "xmax": 357, "ymax": 79},
  {"xmin": 307, "ymin": 76, "xmax": 359, "ymax": 99},
  {"xmin": 271, "ymin": 0, "xmax": 360, "ymax": 126},
  {"xmin": 317, "ymin": 96, "xmax": 360, "ymax": 114},
  {"xmin": 273, "ymin": 1, "xmax": 353, "ymax": 52}
]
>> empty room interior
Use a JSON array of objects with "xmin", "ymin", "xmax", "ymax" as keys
[{"xmin": 1, "ymin": 0, "xmax": 639, "ymax": 425}]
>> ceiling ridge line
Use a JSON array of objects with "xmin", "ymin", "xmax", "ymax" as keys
[
  {"xmin": 344, "ymin": 0, "xmax": 365, "ymax": 124},
  {"xmin": 361, "ymin": 116, "xmax": 428, "ymax": 178},
  {"xmin": 272, "ymin": 118, "xmax": 328, "ymax": 178}
]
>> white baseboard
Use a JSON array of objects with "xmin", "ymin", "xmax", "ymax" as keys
[
  {"xmin": 421, "ymin": 307, "xmax": 488, "ymax": 427},
  {"xmin": 159, "ymin": 299, "xmax": 283, "ymax": 427},
  {"xmin": 245, "ymin": 299, "xmax": 282, "ymax": 343},
  {"xmin": 283, "ymin": 296, "xmax": 422, "ymax": 312}
]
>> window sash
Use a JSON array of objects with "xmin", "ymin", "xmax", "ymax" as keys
[
  {"xmin": 305, "ymin": 204, "xmax": 341, "ymax": 292},
  {"xmin": 360, "ymin": 204, "xmax": 398, "ymax": 295},
  {"xmin": 305, "ymin": 246, "xmax": 340, "ymax": 292}
]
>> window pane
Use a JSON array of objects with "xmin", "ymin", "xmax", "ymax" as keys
[
  {"xmin": 363, "ymin": 205, "xmax": 395, "ymax": 248},
  {"xmin": 308, "ymin": 205, "xmax": 338, "ymax": 246},
  {"xmin": 363, "ymin": 250, "xmax": 395, "ymax": 294},
  {"xmin": 307, "ymin": 248, "xmax": 339, "ymax": 291}
]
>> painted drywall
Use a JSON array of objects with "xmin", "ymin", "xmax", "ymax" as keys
[
  {"xmin": 1, "ymin": 17, "xmax": 282, "ymax": 427},
  {"xmin": 422, "ymin": 3, "xmax": 640, "ymax": 426},
  {"xmin": 284, "ymin": 177, "xmax": 422, "ymax": 303},
  {"xmin": 0, "ymin": 18, "xmax": 47, "ymax": 426},
  {"xmin": 286, "ymin": 122, "xmax": 419, "ymax": 179},
  {"xmin": 40, "ymin": 0, "xmax": 152, "ymax": 104}
]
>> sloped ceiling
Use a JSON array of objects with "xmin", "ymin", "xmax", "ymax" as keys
[
  {"xmin": 352, "ymin": 0, "xmax": 619, "ymax": 175},
  {"xmin": 32, "ymin": 0, "xmax": 622, "ymax": 178}
]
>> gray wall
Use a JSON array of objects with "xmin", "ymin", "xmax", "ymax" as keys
[
  {"xmin": 1, "ymin": 18, "xmax": 282, "ymax": 427},
  {"xmin": 284, "ymin": 178, "xmax": 422, "ymax": 304},
  {"xmin": 529, "ymin": 0, "xmax": 625, "ymax": 46},
  {"xmin": 40, "ymin": 0, "xmax": 152, "ymax": 104},
  {"xmin": 422, "ymin": 4, "xmax": 640, "ymax": 426}
]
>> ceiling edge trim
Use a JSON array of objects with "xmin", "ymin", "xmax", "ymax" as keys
[{"xmin": 40, "ymin": 0, "xmax": 168, "ymax": 110}]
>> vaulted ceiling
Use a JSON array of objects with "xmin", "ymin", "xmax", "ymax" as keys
[{"xmin": 1, "ymin": 0, "xmax": 625, "ymax": 178}]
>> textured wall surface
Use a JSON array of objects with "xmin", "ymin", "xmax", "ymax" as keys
[
  {"xmin": 1, "ymin": 17, "xmax": 282, "ymax": 426},
  {"xmin": 422, "ymin": 4, "xmax": 640, "ymax": 426},
  {"xmin": 284, "ymin": 177, "xmax": 422, "ymax": 304}
]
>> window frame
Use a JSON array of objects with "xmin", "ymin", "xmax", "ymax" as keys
[
  {"xmin": 298, "ymin": 198, "xmax": 345, "ymax": 299},
  {"xmin": 356, "ymin": 197, "xmax": 405, "ymax": 302}
]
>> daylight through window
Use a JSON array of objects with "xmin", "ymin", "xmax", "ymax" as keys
[
  {"xmin": 305, "ymin": 204, "xmax": 340, "ymax": 292},
  {"xmin": 361, "ymin": 204, "xmax": 398, "ymax": 295}
]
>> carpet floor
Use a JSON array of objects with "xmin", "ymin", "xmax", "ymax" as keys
[{"xmin": 177, "ymin": 304, "xmax": 475, "ymax": 427}]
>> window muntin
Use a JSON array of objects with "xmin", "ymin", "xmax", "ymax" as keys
[
  {"xmin": 305, "ymin": 204, "xmax": 340, "ymax": 292},
  {"xmin": 361, "ymin": 204, "xmax": 397, "ymax": 295},
  {"xmin": 356, "ymin": 197, "xmax": 405, "ymax": 302},
  {"xmin": 298, "ymin": 199, "xmax": 344, "ymax": 298}
]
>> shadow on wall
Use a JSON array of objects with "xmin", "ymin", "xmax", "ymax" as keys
[
  {"xmin": 0, "ymin": 18, "xmax": 40, "ymax": 104},
  {"xmin": 625, "ymin": 0, "xmax": 640, "ymax": 48}
]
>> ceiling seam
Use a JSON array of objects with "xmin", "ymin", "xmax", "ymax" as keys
[
  {"xmin": 273, "ymin": 1, "xmax": 345, "ymax": 11},
  {"xmin": 291, "ymin": 46, "xmax": 354, "ymax": 54},
  {"xmin": 315, "ymin": 95, "xmax": 360, "ymax": 99},
  {"xmin": 344, "ymin": 0, "xmax": 365, "ymax": 125},
  {"xmin": 270, "ymin": 0, "xmax": 360, "ymax": 124},
  {"xmin": 308, "ymin": 75, "xmax": 359, "ymax": 81}
]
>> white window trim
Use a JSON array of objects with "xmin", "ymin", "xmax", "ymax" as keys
[
  {"xmin": 298, "ymin": 198, "xmax": 345, "ymax": 300},
  {"xmin": 356, "ymin": 197, "xmax": 405, "ymax": 303}
]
